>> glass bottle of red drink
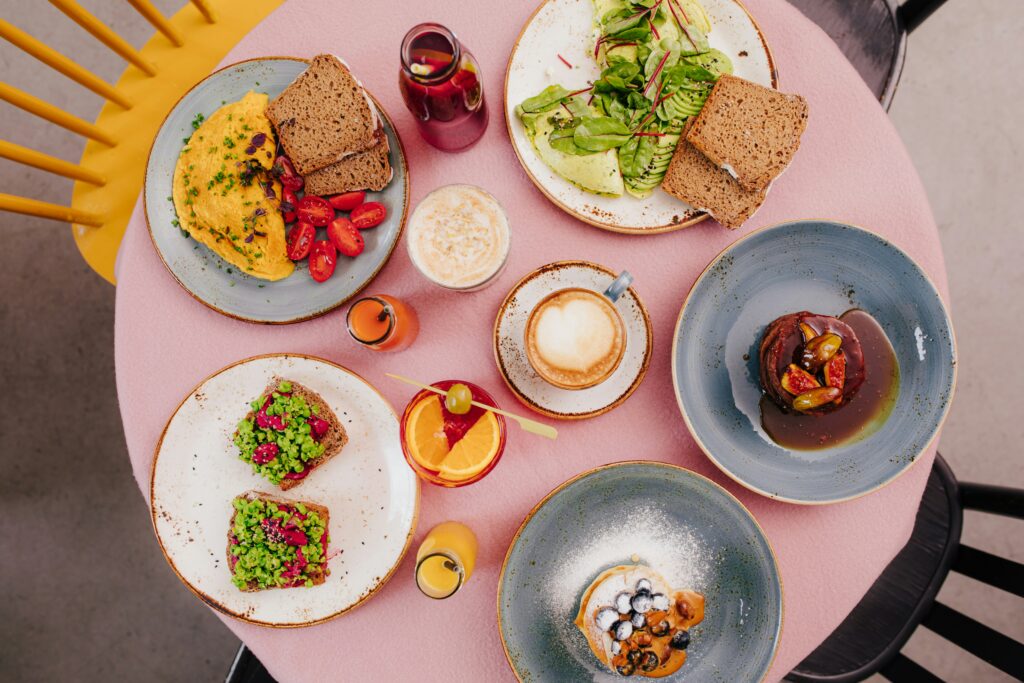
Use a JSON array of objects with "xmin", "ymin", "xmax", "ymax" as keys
[{"xmin": 399, "ymin": 23, "xmax": 488, "ymax": 151}]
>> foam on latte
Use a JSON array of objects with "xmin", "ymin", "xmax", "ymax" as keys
[{"xmin": 526, "ymin": 289, "xmax": 625, "ymax": 389}]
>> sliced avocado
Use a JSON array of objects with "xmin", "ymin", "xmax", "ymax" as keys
[{"xmin": 521, "ymin": 110, "xmax": 624, "ymax": 197}]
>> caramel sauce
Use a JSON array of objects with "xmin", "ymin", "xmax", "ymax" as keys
[{"xmin": 760, "ymin": 310, "xmax": 899, "ymax": 449}]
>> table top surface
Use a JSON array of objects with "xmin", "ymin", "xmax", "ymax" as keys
[{"xmin": 114, "ymin": 0, "xmax": 948, "ymax": 680}]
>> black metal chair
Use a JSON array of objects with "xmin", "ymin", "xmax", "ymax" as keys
[
  {"xmin": 786, "ymin": 454, "xmax": 1024, "ymax": 682},
  {"xmin": 785, "ymin": 0, "xmax": 949, "ymax": 109}
]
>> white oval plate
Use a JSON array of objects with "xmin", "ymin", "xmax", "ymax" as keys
[
  {"xmin": 150, "ymin": 354, "xmax": 419, "ymax": 627},
  {"xmin": 504, "ymin": 0, "xmax": 777, "ymax": 233},
  {"xmin": 494, "ymin": 261, "xmax": 653, "ymax": 419}
]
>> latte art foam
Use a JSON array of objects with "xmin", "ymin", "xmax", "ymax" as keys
[{"xmin": 526, "ymin": 289, "xmax": 625, "ymax": 389}]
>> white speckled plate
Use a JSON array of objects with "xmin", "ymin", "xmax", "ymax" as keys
[
  {"xmin": 505, "ymin": 0, "xmax": 777, "ymax": 234},
  {"xmin": 494, "ymin": 261, "xmax": 653, "ymax": 419},
  {"xmin": 150, "ymin": 354, "xmax": 419, "ymax": 627},
  {"xmin": 144, "ymin": 58, "xmax": 409, "ymax": 324}
]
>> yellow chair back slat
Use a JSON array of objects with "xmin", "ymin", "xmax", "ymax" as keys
[
  {"xmin": 189, "ymin": 0, "xmax": 217, "ymax": 24},
  {"xmin": 0, "ymin": 19, "xmax": 131, "ymax": 109},
  {"xmin": 0, "ymin": 140, "xmax": 106, "ymax": 185},
  {"xmin": 125, "ymin": 0, "xmax": 184, "ymax": 46},
  {"xmin": 48, "ymin": 0, "xmax": 156, "ymax": 76},
  {"xmin": 0, "ymin": 193, "xmax": 103, "ymax": 227},
  {"xmin": 0, "ymin": 83, "xmax": 116, "ymax": 145}
]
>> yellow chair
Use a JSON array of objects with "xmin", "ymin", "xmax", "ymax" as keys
[{"xmin": 0, "ymin": 0, "xmax": 283, "ymax": 284}]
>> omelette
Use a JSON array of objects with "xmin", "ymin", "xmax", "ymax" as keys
[{"xmin": 172, "ymin": 90, "xmax": 294, "ymax": 281}]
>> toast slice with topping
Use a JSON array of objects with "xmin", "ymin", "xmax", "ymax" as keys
[
  {"xmin": 227, "ymin": 491, "xmax": 330, "ymax": 591},
  {"xmin": 303, "ymin": 130, "xmax": 393, "ymax": 196},
  {"xmin": 685, "ymin": 74, "xmax": 808, "ymax": 192},
  {"xmin": 234, "ymin": 378, "xmax": 347, "ymax": 490},
  {"xmin": 266, "ymin": 54, "xmax": 380, "ymax": 175}
]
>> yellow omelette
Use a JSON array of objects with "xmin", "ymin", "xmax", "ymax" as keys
[{"xmin": 172, "ymin": 90, "xmax": 294, "ymax": 281}]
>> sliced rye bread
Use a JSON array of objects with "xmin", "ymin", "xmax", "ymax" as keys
[
  {"xmin": 239, "ymin": 378, "xmax": 348, "ymax": 491},
  {"xmin": 228, "ymin": 490, "xmax": 330, "ymax": 592},
  {"xmin": 266, "ymin": 54, "xmax": 379, "ymax": 175},
  {"xmin": 685, "ymin": 74, "xmax": 808, "ymax": 192},
  {"xmin": 303, "ymin": 130, "xmax": 393, "ymax": 196},
  {"xmin": 662, "ymin": 123, "xmax": 767, "ymax": 229}
]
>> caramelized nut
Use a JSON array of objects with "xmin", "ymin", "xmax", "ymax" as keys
[
  {"xmin": 799, "ymin": 322, "xmax": 818, "ymax": 342},
  {"xmin": 792, "ymin": 387, "xmax": 842, "ymax": 412},
  {"xmin": 780, "ymin": 364, "xmax": 820, "ymax": 395},
  {"xmin": 800, "ymin": 333, "xmax": 842, "ymax": 372},
  {"xmin": 824, "ymin": 351, "xmax": 847, "ymax": 402}
]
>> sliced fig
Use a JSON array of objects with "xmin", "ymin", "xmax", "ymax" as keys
[
  {"xmin": 780, "ymin": 364, "xmax": 820, "ymax": 395},
  {"xmin": 824, "ymin": 351, "xmax": 847, "ymax": 404},
  {"xmin": 792, "ymin": 386, "xmax": 843, "ymax": 413}
]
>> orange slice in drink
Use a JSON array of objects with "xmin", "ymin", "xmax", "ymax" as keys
[
  {"xmin": 405, "ymin": 396, "xmax": 450, "ymax": 471},
  {"xmin": 438, "ymin": 412, "xmax": 501, "ymax": 481}
]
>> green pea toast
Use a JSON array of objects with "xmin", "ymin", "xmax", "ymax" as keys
[
  {"xmin": 228, "ymin": 491, "xmax": 330, "ymax": 591},
  {"xmin": 234, "ymin": 379, "xmax": 347, "ymax": 490}
]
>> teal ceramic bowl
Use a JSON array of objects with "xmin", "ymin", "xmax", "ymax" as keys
[
  {"xmin": 144, "ymin": 58, "xmax": 408, "ymax": 324},
  {"xmin": 672, "ymin": 220, "xmax": 956, "ymax": 504},
  {"xmin": 498, "ymin": 462, "xmax": 782, "ymax": 682}
]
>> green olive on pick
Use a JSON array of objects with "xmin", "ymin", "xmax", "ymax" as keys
[{"xmin": 445, "ymin": 383, "xmax": 473, "ymax": 415}]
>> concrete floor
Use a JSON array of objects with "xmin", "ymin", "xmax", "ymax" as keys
[{"xmin": 0, "ymin": 1, "xmax": 1020, "ymax": 682}]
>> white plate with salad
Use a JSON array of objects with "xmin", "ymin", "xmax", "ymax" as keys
[{"xmin": 505, "ymin": 0, "xmax": 776, "ymax": 234}]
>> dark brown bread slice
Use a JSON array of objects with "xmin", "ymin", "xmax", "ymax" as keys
[
  {"xmin": 662, "ymin": 127, "xmax": 767, "ymax": 229},
  {"xmin": 303, "ymin": 132, "xmax": 393, "ymax": 196},
  {"xmin": 228, "ymin": 491, "xmax": 330, "ymax": 592},
  {"xmin": 239, "ymin": 378, "xmax": 348, "ymax": 491},
  {"xmin": 686, "ymin": 74, "xmax": 808, "ymax": 192},
  {"xmin": 266, "ymin": 54, "xmax": 379, "ymax": 175}
]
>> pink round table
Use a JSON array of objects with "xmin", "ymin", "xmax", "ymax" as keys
[{"xmin": 115, "ymin": 0, "xmax": 948, "ymax": 679}]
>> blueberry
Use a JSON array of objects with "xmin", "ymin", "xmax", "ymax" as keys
[
  {"xmin": 630, "ymin": 611, "xmax": 646, "ymax": 630},
  {"xmin": 636, "ymin": 578, "xmax": 653, "ymax": 593},
  {"xmin": 651, "ymin": 593, "xmax": 670, "ymax": 612},
  {"xmin": 615, "ymin": 662, "xmax": 636, "ymax": 676},
  {"xmin": 649, "ymin": 619, "xmax": 671, "ymax": 637},
  {"xmin": 612, "ymin": 619, "xmax": 634, "ymax": 641},
  {"xmin": 615, "ymin": 592, "xmax": 632, "ymax": 614},
  {"xmin": 595, "ymin": 607, "xmax": 618, "ymax": 631},
  {"xmin": 639, "ymin": 651, "xmax": 660, "ymax": 672},
  {"xmin": 627, "ymin": 648, "xmax": 643, "ymax": 666},
  {"xmin": 630, "ymin": 592, "xmax": 654, "ymax": 614},
  {"xmin": 669, "ymin": 629, "xmax": 691, "ymax": 650}
]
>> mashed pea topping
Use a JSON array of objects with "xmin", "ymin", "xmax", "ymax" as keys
[
  {"xmin": 229, "ymin": 497, "xmax": 328, "ymax": 590},
  {"xmin": 234, "ymin": 381, "xmax": 325, "ymax": 484}
]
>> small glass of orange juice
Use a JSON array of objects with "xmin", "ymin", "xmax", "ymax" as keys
[
  {"xmin": 415, "ymin": 521, "xmax": 478, "ymax": 599},
  {"xmin": 400, "ymin": 380, "xmax": 506, "ymax": 487},
  {"xmin": 346, "ymin": 295, "xmax": 419, "ymax": 352}
]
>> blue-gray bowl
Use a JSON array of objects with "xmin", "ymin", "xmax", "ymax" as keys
[
  {"xmin": 498, "ymin": 462, "xmax": 782, "ymax": 682},
  {"xmin": 672, "ymin": 220, "xmax": 956, "ymax": 504},
  {"xmin": 144, "ymin": 57, "xmax": 408, "ymax": 324}
]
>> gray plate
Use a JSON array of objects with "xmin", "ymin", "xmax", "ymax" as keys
[
  {"xmin": 672, "ymin": 220, "xmax": 956, "ymax": 504},
  {"xmin": 144, "ymin": 58, "xmax": 408, "ymax": 324},
  {"xmin": 498, "ymin": 462, "xmax": 782, "ymax": 682}
]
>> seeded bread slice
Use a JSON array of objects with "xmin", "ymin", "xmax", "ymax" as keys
[
  {"xmin": 686, "ymin": 74, "xmax": 808, "ymax": 192},
  {"xmin": 662, "ymin": 125, "xmax": 767, "ymax": 229},
  {"xmin": 303, "ymin": 132, "xmax": 393, "ymax": 196},
  {"xmin": 228, "ymin": 491, "xmax": 330, "ymax": 592},
  {"xmin": 266, "ymin": 54, "xmax": 379, "ymax": 175},
  {"xmin": 239, "ymin": 378, "xmax": 348, "ymax": 491}
]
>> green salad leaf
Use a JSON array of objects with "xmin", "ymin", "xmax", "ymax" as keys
[
  {"xmin": 518, "ymin": 84, "xmax": 571, "ymax": 114},
  {"xmin": 573, "ymin": 117, "xmax": 632, "ymax": 151}
]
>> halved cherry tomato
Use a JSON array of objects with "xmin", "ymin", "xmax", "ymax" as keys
[
  {"xmin": 285, "ymin": 222, "xmax": 315, "ymax": 261},
  {"xmin": 327, "ymin": 191, "xmax": 366, "ymax": 212},
  {"xmin": 350, "ymin": 202, "xmax": 387, "ymax": 229},
  {"xmin": 327, "ymin": 217, "xmax": 364, "ymax": 257},
  {"xmin": 297, "ymin": 195, "xmax": 334, "ymax": 226},
  {"xmin": 275, "ymin": 155, "xmax": 304, "ymax": 192},
  {"xmin": 308, "ymin": 240, "xmax": 337, "ymax": 282},
  {"xmin": 281, "ymin": 187, "xmax": 298, "ymax": 223}
]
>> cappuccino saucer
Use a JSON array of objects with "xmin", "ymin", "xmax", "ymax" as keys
[{"xmin": 493, "ymin": 261, "xmax": 653, "ymax": 419}]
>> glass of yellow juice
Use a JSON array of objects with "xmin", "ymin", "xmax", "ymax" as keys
[{"xmin": 415, "ymin": 521, "xmax": 478, "ymax": 599}]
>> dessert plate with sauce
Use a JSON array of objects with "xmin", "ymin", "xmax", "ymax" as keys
[
  {"xmin": 672, "ymin": 220, "xmax": 956, "ymax": 504},
  {"xmin": 494, "ymin": 261, "xmax": 653, "ymax": 419},
  {"xmin": 145, "ymin": 58, "xmax": 409, "ymax": 324},
  {"xmin": 505, "ymin": 0, "xmax": 776, "ymax": 234},
  {"xmin": 150, "ymin": 354, "xmax": 419, "ymax": 627},
  {"xmin": 498, "ymin": 462, "xmax": 782, "ymax": 681}
]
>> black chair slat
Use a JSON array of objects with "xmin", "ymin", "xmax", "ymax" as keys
[
  {"xmin": 879, "ymin": 652, "xmax": 943, "ymax": 683},
  {"xmin": 953, "ymin": 544, "xmax": 1024, "ymax": 598},
  {"xmin": 922, "ymin": 602, "xmax": 1024, "ymax": 679},
  {"xmin": 960, "ymin": 482, "xmax": 1024, "ymax": 520},
  {"xmin": 225, "ymin": 644, "xmax": 276, "ymax": 683},
  {"xmin": 898, "ymin": 0, "xmax": 951, "ymax": 33}
]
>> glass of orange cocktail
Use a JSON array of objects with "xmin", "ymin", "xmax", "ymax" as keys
[
  {"xmin": 399, "ymin": 380, "xmax": 506, "ymax": 487},
  {"xmin": 346, "ymin": 295, "xmax": 419, "ymax": 352}
]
